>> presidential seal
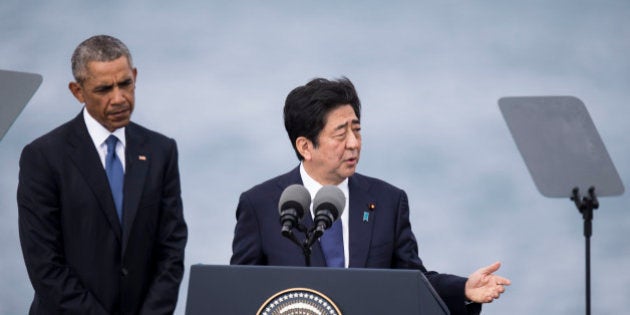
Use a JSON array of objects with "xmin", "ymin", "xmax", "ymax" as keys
[{"xmin": 257, "ymin": 288, "xmax": 342, "ymax": 315}]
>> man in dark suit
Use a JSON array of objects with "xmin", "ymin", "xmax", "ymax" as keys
[
  {"xmin": 231, "ymin": 77, "xmax": 510, "ymax": 314},
  {"xmin": 17, "ymin": 35, "xmax": 188, "ymax": 315}
]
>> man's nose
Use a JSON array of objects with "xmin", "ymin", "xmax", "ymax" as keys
[
  {"xmin": 346, "ymin": 131, "xmax": 359, "ymax": 149},
  {"xmin": 111, "ymin": 86, "xmax": 125, "ymax": 104}
]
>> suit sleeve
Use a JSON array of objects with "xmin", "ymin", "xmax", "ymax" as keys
[
  {"xmin": 230, "ymin": 192, "xmax": 266, "ymax": 265},
  {"xmin": 18, "ymin": 143, "xmax": 109, "ymax": 314},
  {"xmin": 138, "ymin": 139, "xmax": 188, "ymax": 315},
  {"xmin": 393, "ymin": 190, "xmax": 481, "ymax": 315}
]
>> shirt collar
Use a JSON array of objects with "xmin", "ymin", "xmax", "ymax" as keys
[
  {"xmin": 83, "ymin": 107, "xmax": 126, "ymax": 148},
  {"xmin": 299, "ymin": 163, "xmax": 349, "ymax": 207}
]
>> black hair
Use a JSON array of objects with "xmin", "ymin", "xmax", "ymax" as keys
[{"xmin": 283, "ymin": 77, "xmax": 361, "ymax": 160}]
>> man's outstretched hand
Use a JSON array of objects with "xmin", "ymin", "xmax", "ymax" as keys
[{"xmin": 465, "ymin": 261, "xmax": 511, "ymax": 303}]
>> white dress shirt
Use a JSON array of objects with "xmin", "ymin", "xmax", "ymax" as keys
[
  {"xmin": 83, "ymin": 107, "xmax": 126, "ymax": 171},
  {"xmin": 300, "ymin": 163, "xmax": 350, "ymax": 267}
]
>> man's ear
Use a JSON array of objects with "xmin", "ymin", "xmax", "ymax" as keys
[
  {"xmin": 295, "ymin": 136, "xmax": 312, "ymax": 161},
  {"xmin": 68, "ymin": 82, "xmax": 85, "ymax": 103}
]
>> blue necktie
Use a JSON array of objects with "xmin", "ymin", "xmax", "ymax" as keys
[
  {"xmin": 320, "ymin": 219, "xmax": 345, "ymax": 268},
  {"xmin": 105, "ymin": 135, "xmax": 124, "ymax": 223}
]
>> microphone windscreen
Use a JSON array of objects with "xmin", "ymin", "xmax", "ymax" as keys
[
  {"xmin": 278, "ymin": 184, "xmax": 311, "ymax": 218},
  {"xmin": 312, "ymin": 185, "xmax": 346, "ymax": 219}
]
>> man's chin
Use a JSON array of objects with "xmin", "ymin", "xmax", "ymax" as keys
[
  {"xmin": 107, "ymin": 119, "xmax": 131, "ymax": 131},
  {"xmin": 343, "ymin": 167, "xmax": 357, "ymax": 178}
]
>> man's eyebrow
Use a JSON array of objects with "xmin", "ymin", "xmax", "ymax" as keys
[
  {"xmin": 118, "ymin": 77, "xmax": 133, "ymax": 84},
  {"xmin": 92, "ymin": 77, "xmax": 133, "ymax": 91},
  {"xmin": 92, "ymin": 83, "xmax": 113, "ymax": 91},
  {"xmin": 334, "ymin": 121, "xmax": 349, "ymax": 131},
  {"xmin": 334, "ymin": 119, "xmax": 361, "ymax": 131}
]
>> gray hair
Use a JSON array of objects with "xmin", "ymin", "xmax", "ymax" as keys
[{"xmin": 71, "ymin": 35, "xmax": 133, "ymax": 83}]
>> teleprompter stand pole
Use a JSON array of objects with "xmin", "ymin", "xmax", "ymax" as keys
[{"xmin": 570, "ymin": 186, "xmax": 599, "ymax": 315}]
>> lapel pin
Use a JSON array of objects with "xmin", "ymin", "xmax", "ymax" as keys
[
  {"xmin": 138, "ymin": 155, "xmax": 147, "ymax": 161},
  {"xmin": 363, "ymin": 202, "xmax": 376, "ymax": 223}
]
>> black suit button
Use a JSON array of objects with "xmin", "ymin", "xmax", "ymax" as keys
[{"xmin": 121, "ymin": 268, "xmax": 129, "ymax": 277}]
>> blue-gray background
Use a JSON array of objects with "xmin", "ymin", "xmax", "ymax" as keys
[{"xmin": 2, "ymin": 1, "xmax": 629, "ymax": 314}]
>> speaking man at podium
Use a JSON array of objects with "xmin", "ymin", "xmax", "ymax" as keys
[
  {"xmin": 231, "ymin": 77, "xmax": 510, "ymax": 315},
  {"xmin": 17, "ymin": 35, "xmax": 188, "ymax": 314}
]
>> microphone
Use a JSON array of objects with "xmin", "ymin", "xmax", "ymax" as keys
[
  {"xmin": 278, "ymin": 184, "xmax": 311, "ymax": 235},
  {"xmin": 312, "ymin": 185, "xmax": 346, "ymax": 236}
]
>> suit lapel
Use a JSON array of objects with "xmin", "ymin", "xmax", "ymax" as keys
[
  {"xmin": 67, "ymin": 114, "xmax": 122, "ymax": 241},
  {"xmin": 121, "ymin": 124, "xmax": 149, "ymax": 254},
  {"xmin": 348, "ymin": 174, "xmax": 375, "ymax": 268}
]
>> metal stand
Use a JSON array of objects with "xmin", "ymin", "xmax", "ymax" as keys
[
  {"xmin": 500, "ymin": 96, "xmax": 625, "ymax": 315},
  {"xmin": 570, "ymin": 186, "xmax": 599, "ymax": 315},
  {"xmin": 282, "ymin": 224, "xmax": 323, "ymax": 267}
]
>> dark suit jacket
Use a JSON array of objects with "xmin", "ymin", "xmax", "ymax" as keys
[
  {"xmin": 231, "ymin": 166, "xmax": 480, "ymax": 315},
  {"xmin": 18, "ymin": 113, "xmax": 188, "ymax": 315}
]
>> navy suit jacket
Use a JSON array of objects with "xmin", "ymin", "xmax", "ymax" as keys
[
  {"xmin": 231, "ymin": 166, "xmax": 480, "ymax": 315},
  {"xmin": 18, "ymin": 113, "xmax": 188, "ymax": 315}
]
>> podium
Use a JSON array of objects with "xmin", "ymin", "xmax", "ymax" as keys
[{"xmin": 185, "ymin": 264, "xmax": 450, "ymax": 315}]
